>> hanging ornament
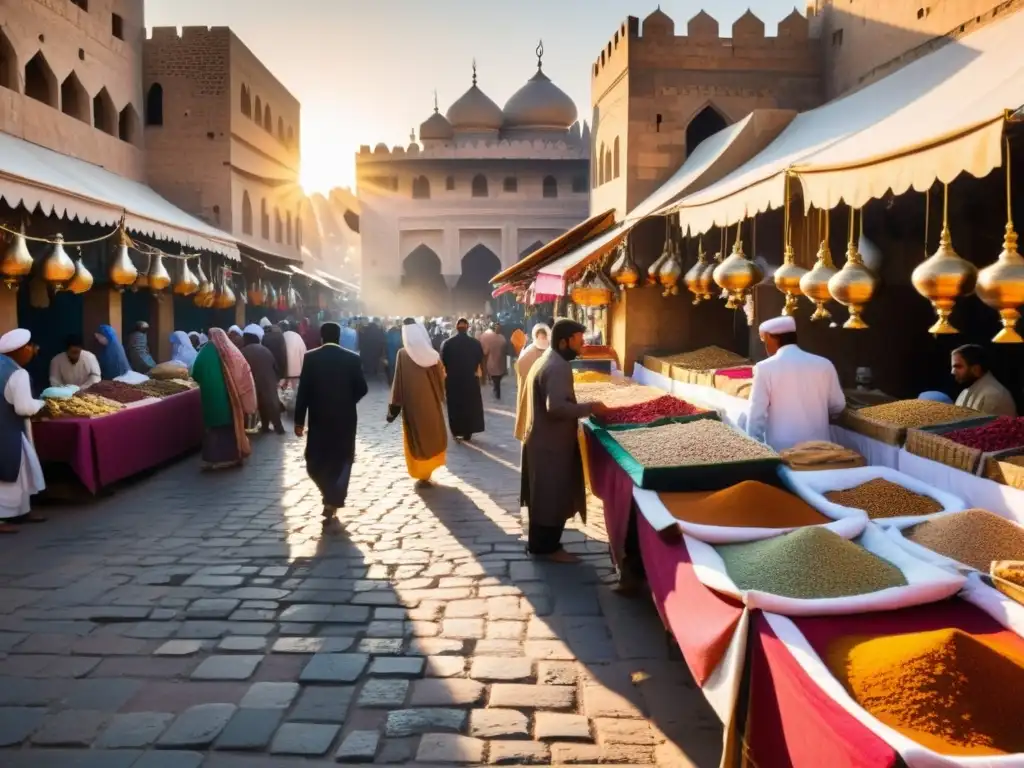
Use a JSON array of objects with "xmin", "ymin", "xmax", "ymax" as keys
[
  {"xmin": 684, "ymin": 238, "xmax": 709, "ymax": 305},
  {"xmin": 173, "ymin": 258, "xmax": 199, "ymax": 296},
  {"xmin": 1, "ymin": 225, "xmax": 34, "ymax": 289},
  {"xmin": 109, "ymin": 230, "xmax": 138, "ymax": 291},
  {"xmin": 147, "ymin": 253, "xmax": 171, "ymax": 293},
  {"xmin": 911, "ymin": 184, "xmax": 977, "ymax": 334},
  {"xmin": 800, "ymin": 209, "xmax": 838, "ymax": 321},
  {"xmin": 828, "ymin": 207, "xmax": 877, "ymax": 329},
  {"xmin": 41, "ymin": 234, "xmax": 76, "ymax": 290},
  {"xmin": 213, "ymin": 267, "xmax": 237, "ymax": 309},
  {"xmin": 774, "ymin": 176, "xmax": 807, "ymax": 316},
  {"xmin": 67, "ymin": 254, "xmax": 94, "ymax": 295},
  {"xmin": 248, "ymin": 278, "xmax": 265, "ymax": 306},
  {"xmin": 658, "ymin": 226, "xmax": 684, "ymax": 297},
  {"xmin": 609, "ymin": 238, "xmax": 640, "ymax": 290},
  {"xmin": 132, "ymin": 254, "xmax": 150, "ymax": 292},
  {"xmin": 571, "ymin": 268, "xmax": 615, "ymax": 307},
  {"xmin": 713, "ymin": 221, "xmax": 762, "ymax": 310},
  {"xmin": 976, "ymin": 139, "xmax": 1024, "ymax": 343},
  {"xmin": 647, "ymin": 221, "xmax": 672, "ymax": 286},
  {"xmin": 194, "ymin": 259, "xmax": 214, "ymax": 307},
  {"xmin": 265, "ymin": 282, "xmax": 278, "ymax": 309}
]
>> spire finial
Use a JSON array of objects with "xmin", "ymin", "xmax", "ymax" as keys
[
  {"xmin": 433, "ymin": 89, "xmax": 439, "ymax": 114},
  {"xmin": 536, "ymin": 40, "xmax": 544, "ymax": 70},
  {"xmin": 410, "ymin": 127, "xmax": 416, "ymax": 143},
  {"xmin": 472, "ymin": 59, "xmax": 477, "ymax": 86}
]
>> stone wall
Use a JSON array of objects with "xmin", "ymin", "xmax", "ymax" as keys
[{"xmin": 0, "ymin": 0, "xmax": 144, "ymax": 179}]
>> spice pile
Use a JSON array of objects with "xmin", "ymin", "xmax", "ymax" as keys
[
  {"xmin": 41, "ymin": 393, "xmax": 124, "ymax": 419},
  {"xmin": 824, "ymin": 478, "xmax": 943, "ymax": 519},
  {"xmin": 613, "ymin": 419, "xmax": 777, "ymax": 468},
  {"xmin": 83, "ymin": 380, "xmax": 153, "ymax": 404},
  {"xmin": 714, "ymin": 366, "xmax": 753, "ymax": 380},
  {"xmin": 660, "ymin": 481, "xmax": 830, "ymax": 528},
  {"xmin": 135, "ymin": 380, "xmax": 193, "ymax": 399},
  {"xmin": 943, "ymin": 416, "xmax": 1024, "ymax": 453},
  {"xmin": 573, "ymin": 370, "xmax": 612, "ymax": 384},
  {"xmin": 856, "ymin": 400, "xmax": 979, "ymax": 429},
  {"xmin": 665, "ymin": 346, "xmax": 748, "ymax": 371},
  {"xmin": 575, "ymin": 381, "xmax": 665, "ymax": 407},
  {"xmin": 597, "ymin": 395, "xmax": 702, "ymax": 425},
  {"xmin": 904, "ymin": 509, "xmax": 1024, "ymax": 571},
  {"xmin": 827, "ymin": 629, "xmax": 1024, "ymax": 755},
  {"xmin": 715, "ymin": 527, "xmax": 907, "ymax": 599}
]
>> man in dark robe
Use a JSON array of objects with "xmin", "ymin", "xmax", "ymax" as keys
[
  {"xmin": 440, "ymin": 317, "xmax": 485, "ymax": 441},
  {"xmin": 261, "ymin": 323, "xmax": 288, "ymax": 381},
  {"xmin": 126, "ymin": 321, "xmax": 156, "ymax": 373},
  {"xmin": 359, "ymin": 319, "xmax": 386, "ymax": 380},
  {"xmin": 240, "ymin": 325, "xmax": 284, "ymax": 435},
  {"xmin": 295, "ymin": 322, "xmax": 369, "ymax": 521},
  {"xmin": 521, "ymin": 319, "xmax": 607, "ymax": 562}
]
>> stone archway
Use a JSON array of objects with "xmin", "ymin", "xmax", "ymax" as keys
[
  {"xmin": 401, "ymin": 244, "xmax": 448, "ymax": 316},
  {"xmin": 686, "ymin": 104, "xmax": 728, "ymax": 156},
  {"xmin": 454, "ymin": 244, "xmax": 501, "ymax": 316}
]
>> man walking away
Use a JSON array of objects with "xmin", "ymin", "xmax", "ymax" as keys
[
  {"xmin": 441, "ymin": 317, "xmax": 485, "ymax": 441},
  {"xmin": 240, "ymin": 325, "xmax": 285, "ymax": 435},
  {"xmin": 521, "ymin": 319, "xmax": 607, "ymax": 562},
  {"xmin": 480, "ymin": 322, "xmax": 508, "ymax": 399},
  {"xmin": 294, "ymin": 322, "xmax": 369, "ymax": 521}
]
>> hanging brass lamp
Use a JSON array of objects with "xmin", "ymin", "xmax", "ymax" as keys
[
  {"xmin": 713, "ymin": 221, "xmax": 762, "ymax": 310},
  {"xmin": 609, "ymin": 238, "xmax": 640, "ymax": 290},
  {"xmin": 658, "ymin": 226, "xmax": 684, "ymax": 296},
  {"xmin": 800, "ymin": 209, "xmax": 838, "ymax": 321},
  {"xmin": 147, "ymin": 253, "xmax": 171, "ymax": 292},
  {"xmin": 911, "ymin": 183, "xmax": 977, "ymax": 334},
  {"xmin": 773, "ymin": 175, "xmax": 808, "ymax": 316},
  {"xmin": 828, "ymin": 207, "xmax": 877, "ymax": 329},
  {"xmin": 42, "ymin": 234, "xmax": 76, "ymax": 290},
  {"xmin": 684, "ymin": 238, "xmax": 709, "ymax": 304},
  {"xmin": 133, "ymin": 254, "xmax": 150, "ymax": 292},
  {"xmin": 173, "ymin": 258, "xmax": 200, "ymax": 296},
  {"xmin": 109, "ymin": 229, "xmax": 138, "ymax": 291},
  {"xmin": 194, "ymin": 260, "xmax": 214, "ymax": 307},
  {"xmin": 571, "ymin": 268, "xmax": 615, "ymax": 307},
  {"xmin": 247, "ymin": 278, "xmax": 265, "ymax": 306},
  {"xmin": 976, "ymin": 139, "xmax": 1024, "ymax": 343},
  {"xmin": 1, "ymin": 225, "xmax": 34, "ymax": 289},
  {"xmin": 67, "ymin": 255, "xmax": 94, "ymax": 295},
  {"xmin": 265, "ymin": 282, "xmax": 278, "ymax": 309},
  {"xmin": 647, "ymin": 220, "xmax": 671, "ymax": 286},
  {"xmin": 213, "ymin": 267, "xmax": 237, "ymax": 309}
]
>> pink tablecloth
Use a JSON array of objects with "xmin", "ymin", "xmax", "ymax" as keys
[
  {"xmin": 584, "ymin": 424, "xmax": 635, "ymax": 565},
  {"xmin": 34, "ymin": 389, "xmax": 203, "ymax": 493}
]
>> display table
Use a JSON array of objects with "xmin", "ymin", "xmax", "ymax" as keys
[{"xmin": 34, "ymin": 389, "xmax": 203, "ymax": 493}]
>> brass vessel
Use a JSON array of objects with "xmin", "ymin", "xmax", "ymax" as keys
[
  {"xmin": 67, "ymin": 258, "xmax": 93, "ymax": 295},
  {"xmin": 42, "ymin": 234, "xmax": 76, "ymax": 289},
  {"xmin": 247, "ymin": 279, "xmax": 265, "ymax": 306},
  {"xmin": 828, "ymin": 210, "xmax": 877, "ymax": 329},
  {"xmin": 684, "ymin": 239, "xmax": 708, "ymax": 304},
  {"xmin": 911, "ymin": 186, "xmax": 976, "ymax": 334},
  {"xmin": 609, "ymin": 240, "xmax": 640, "ymax": 289},
  {"xmin": 213, "ymin": 269, "xmax": 236, "ymax": 309},
  {"xmin": 658, "ymin": 238, "xmax": 683, "ymax": 297},
  {"xmin": 265, "ymin": 283, "xmax": 278, "ymax": 309},
  {"xmin": 194, "ymin": 262, "xmax": 214, "ymax": 308},
  {"xmin": 148, "ymin": 254, "xmax": 171, "ymax": 292},
  {"xmin": 976, "ymin": 222, "xmax": 1024, "ymax": 342},
  {"xmin": 1, "ymin": 226, "xmax": 34, "ymax": 289},
  {"xmin": 800, "ymin": 235, "xmax": 838, "ymax": 322},
  {"xmin": 132, "ymin": 254, "xmax": 150, "ymax": 292},
  {"xmin": 173, "ymin": 259, "xmax": 200, "ymax": 296},
  {"xmin": 774, "ymin": 244, "xmax": 807, "ymax": 316},
  {"xmin": 713, "ymin": 233, "xmax": 762, "ymax": 310},
  {"xmin": 647, "ymin": 234, "xmax": 670, "ymax": 287},
  {"xmin": 570, "ymin": 269, "xmax": 614, "ymax": 307},
  {"xmin": 109, "ymin": 231, "xmax": 138, "ymax": 290}
]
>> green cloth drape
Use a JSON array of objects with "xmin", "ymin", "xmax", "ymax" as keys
[{"xmin": 191, "ymin": 343, "xmax": 232, "ymax": 428}]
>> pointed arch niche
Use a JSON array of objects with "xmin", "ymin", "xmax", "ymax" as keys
[{"xmin": 685, "ymin": 103, "xmax": 729, "ymax": 157}]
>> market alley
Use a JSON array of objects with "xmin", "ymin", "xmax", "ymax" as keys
[{"xmin": 0, "ymin": 381, "xmax": 720, "ymax": 767}]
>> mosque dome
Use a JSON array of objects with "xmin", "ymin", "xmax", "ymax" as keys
[
  {"xmin": 502, "ymin": 43, "xmax": 578, "ymax": 131},
  {"xmin": 446, "ymin": 65, "xmax": 503, "ymax": 133},
  {"xmin": 419, "ymin": 101, "xmax": 453, "ymax": 142}
]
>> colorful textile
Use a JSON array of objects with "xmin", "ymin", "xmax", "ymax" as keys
[{"xmin": 190, "ymin": 341, "xmax": 232, "ymax": 428}]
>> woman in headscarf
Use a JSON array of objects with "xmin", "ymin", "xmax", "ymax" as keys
[
  {"xmin": 169, "ymin": 331, "xmax": 198, "ymax": 370},
  {"xmin": 190, "ymin": 328, "xmax": 257, "ymax": 470},
  {"xmin": 299, "ymin": 318, "xmax": 321, "ymax": 352},
  {"xmin": 94, "ymin": 325, "xmax": 132, "ymax": 380},
  {"xmin": 514, "ymin": 323, "xmax": 550, "ymax": 442},
  {"xmin": 388, "ymin": 319, "xmax": 447, "ymax": 484},
  {"xmin": 188, "ymin": 332, "xmax": 201, "ymax": 350},
  {"xmin": 282, "ymin": 324, "xmax": 308, "ymax": 390}
]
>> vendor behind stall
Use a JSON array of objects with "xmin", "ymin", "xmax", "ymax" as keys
[
  {"xmin": 126, "ymin": 321, "xmax": 156, "ymax": 373},
  {"xmin": 747, "ymin": 315, "xmax": 846, "ymax": 451},
  {"xmin": 952, "ymin": 344, "xmax": 1017, "ymax": 417},
  {"xmin": 49, "ymin": 335, "xmax": 100, "ymax": 388}
]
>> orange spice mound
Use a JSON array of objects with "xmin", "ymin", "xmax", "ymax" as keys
[
  {"xmin": 658, "ymin": 481, "xmax": 830, "ymax": 528},
  {"xmin": 827, "ymin": 628, "xmax": 1024, "ymax": 756}
]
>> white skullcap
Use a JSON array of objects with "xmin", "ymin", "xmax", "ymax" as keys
[
  {"xmin": 243, "ymin": 323, "xmax": 264, "ymax": 340},
  {"xmin": 228, "ymin": 325, "xmax": 242, "ymax": 335},
  {"xmin": 758, "ymin": 316, "xmax": 796, "ymax": 336},
  {"xmin": 0, "ymin": 328, "xmax": 31, "ymax": 355},
  {"xmin": 259, "ymin": 317, "xmax": 272, "ymax": 328}
]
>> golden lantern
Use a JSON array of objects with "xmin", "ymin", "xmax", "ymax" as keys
[
  {"xmin": 828, "ymin": 208, "xmax": 877, "ymax": 329},
  {"xmin": 976, "ymin": 140, "xmax": 1024, "ymax": 343},
  {"xmin": 647, "ymin": 222, "xmax": 672, "ymax": 286},
  {"xmin": 911, "ymin": 184, "xmax": 977, "ymax": 335},
  {"xmin": 213, "ymin": 269, "xmax": 237, "ymax": 309},
  {"xmin": 194, "ymin": 261, "xmax": 214, "ymax": 307},
  {"xmin": 132, "ymin": 254, "xmax": 150, "ymax": 292},
  {"xmin": 265, "ymin": 283, "xmax": 278, "ymax": 309},
  {"xmin": 109, "ymin": 230, "xmax": 138, "ymax": 291},
  {"xmin": 684, "ymin": 238, "xmax": 709, "ymax": 304},
  {"xmin": 147, "ymin": 253, "xmax": 171, "ymax": 292},
  {"xmin": 67, "ymin": 257, "xmax": 93, "ymax": 295},
  {"xmin": 1, "ymin": 226, "xmax": 34, "ymax": 289},
  {"xmin": 571, "ymin": 268, "xmax": 615, "ymax": 307},
  {"xmin": 774, "ymin": 178, "xmax": 807, "ymax": 316},
  {"xmin": 713, "ymin": 223, "xmax": 762, "ymax": 310},
  {"xmin": 42, "ymin": 234, "xmax": 76, "ymax": 290},
  {"xmin": 800, "ymin": 210, "xmax": 838, "ymax": 321},
  {"xmin": 174, "ymin": 258, "xmax": 199, "ymax": 296},
  {"xmin": 248, "ymin": 279, "xmax": 265, "ymax": 306},
  {"xmin": 658, "ymin": 233, "xmax": 684, "ymax": 297},
  {"xmin": 609, "ymin": 239, "xmax": 640, "ymax": 290}
]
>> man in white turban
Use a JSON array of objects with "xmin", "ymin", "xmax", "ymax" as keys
[
  {"xmin": 0, "ymin": 329, "xmax": 46, "ymax": 533},
  {"xmin": 746, "ymin": 315, "xmax": 846, "ymax": 451}
]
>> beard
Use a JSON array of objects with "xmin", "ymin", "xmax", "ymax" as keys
[{"xmin": 558, "ymin": 346, "xmax": 579, "ymax": 362}]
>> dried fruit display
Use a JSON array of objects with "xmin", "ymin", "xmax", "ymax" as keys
[
  {"xmin": 40, "ymin": 393, "xmax": 124, "ymax": 419},
  {"xmin": 824, "ymin": 478, "xmax": 942, "ymax": 519},
  {"xmin": 612, "ymin": 419, "xmax": 776, "ymax": 467},
  {"xmin": 596, "ymin": 395, "xmax": 702, "ymax": 426},
  {"xmin": 83, "ymin": 380, "xmax": 152, "ymax": 404},
  {"xmin": 943, "ymin": 417, "xmax": 1024, "ymax": 453},
  {"xmin": 136, "ymin": 380, "xmax": 192, "ymax": 398},
  {"xmin": 855, "ymin": 400, "xmax": 980, "ymax": 429},
  {"xmin": 663, "ymin": 346, "xmax": 748, "ymax": 371}
]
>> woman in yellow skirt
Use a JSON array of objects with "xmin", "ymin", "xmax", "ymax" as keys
[{"xmin": 387, "ymin": 319, "xmax": 447, "ymax": 483}]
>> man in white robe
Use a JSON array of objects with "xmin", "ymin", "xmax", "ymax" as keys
[
  {"xmin": 49, "ymin": 334, "xmax": 101, "ymax": 388},
  {"xmin": 746, "ymin": 315, "xmax": 846, "ymax": 451},
  {"xmin": 0, "ymin": 329, "xmax": 46, "ymax": 533}
]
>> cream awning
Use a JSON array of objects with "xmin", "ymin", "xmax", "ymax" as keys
[
  {"xmin": 671, "ymin": 9, "xmax": 1024, "ymax": 233},
  {"xmin": 538, "ymin": 109, "xmax": 796, "ymax": 288},
  {"xmin": 0, "ymin": 131, "xmax": 239, "ymax": 258}
]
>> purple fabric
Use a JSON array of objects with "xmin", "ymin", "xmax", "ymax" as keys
[
  {"xmin": 584, "ymin": 425, "xmax": 636, "ymax": 565},
  {"xmin": 35, "ymin": 389, "xmax": 202, "ymax": 493}
]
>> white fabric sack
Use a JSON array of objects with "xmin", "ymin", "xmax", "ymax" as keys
[
  {"xmin": 685, "ymin": 524, "xmax": 965, "ymax": 616},
  {"xmin": 114, "ymin": 371, "xmax": 149, "ymax": 385},
  {"xmin": 633, "ymin": 485, "xmax": 867, "ymax": 545},
  {"xmin": 960, "ymin": 571, "xmax": 1024, "ymax": 640},
  {"xmin": 764, "ymin": 612, "xmax": 1024, "ymax": 767},
  {"xmin": 780, "ymin": 465, "xmax": 967, "ymax": 530}
]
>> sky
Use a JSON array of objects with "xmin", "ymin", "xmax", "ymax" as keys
[{"xmin": 144, "ymin": 0, "xmax": 800, "ymax": 194}]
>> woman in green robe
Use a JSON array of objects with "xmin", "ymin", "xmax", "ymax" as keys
[{"xmin": 191, "ymin": 328, "xmax": 257, "ymax": 470}]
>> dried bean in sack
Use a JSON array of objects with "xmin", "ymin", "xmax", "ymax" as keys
[
  {"xmin": 906, "ymin": 509, "xmax": 1024, "ymax": 572},
  {"xmin": 855, "ymin": 399, "xmax": 980, "ymax": 428},
  {"xmin": 824, "ymin": 478, "xmax": 942, "ymax": 520},
  {"xmin": 612, "ymin": 420, "xmax": 776, "ymax": 467}
]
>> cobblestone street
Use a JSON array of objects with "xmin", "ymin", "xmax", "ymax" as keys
[{"xmin": 0, "ymin": 381, "xmax": 720, "ymax": 767}]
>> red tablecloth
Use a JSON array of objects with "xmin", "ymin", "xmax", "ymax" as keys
[
  {"xmin": 34, "ymin": 389, "xmax": 203, "ymax": 493},
  {"xmin": 584, "ymin": 424, "xmax": 635, "ymax": 565}
]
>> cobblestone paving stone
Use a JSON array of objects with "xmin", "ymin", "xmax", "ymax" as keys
[{"xmin": 0, "ymin": 382, "xmax": 721, "ymax": 766}]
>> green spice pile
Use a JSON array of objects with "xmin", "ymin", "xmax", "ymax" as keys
[
  {"xmin": 856, "ymin": 399, "xmax": 979, "ymax": 428},
  {"xmin": 824, "ymin": 478, "xmax": 942, "ymax": 519},
  {"xmin": 612, "ymin": 419, "xmax": 776, "ymax": 468},
  {"xmin": 715, "ymin": 527, "xmax": 907, "ymax": 599},
  {"xmin": 905, "ymin": 509, "xmax": 1024, "ymax": 571}
]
